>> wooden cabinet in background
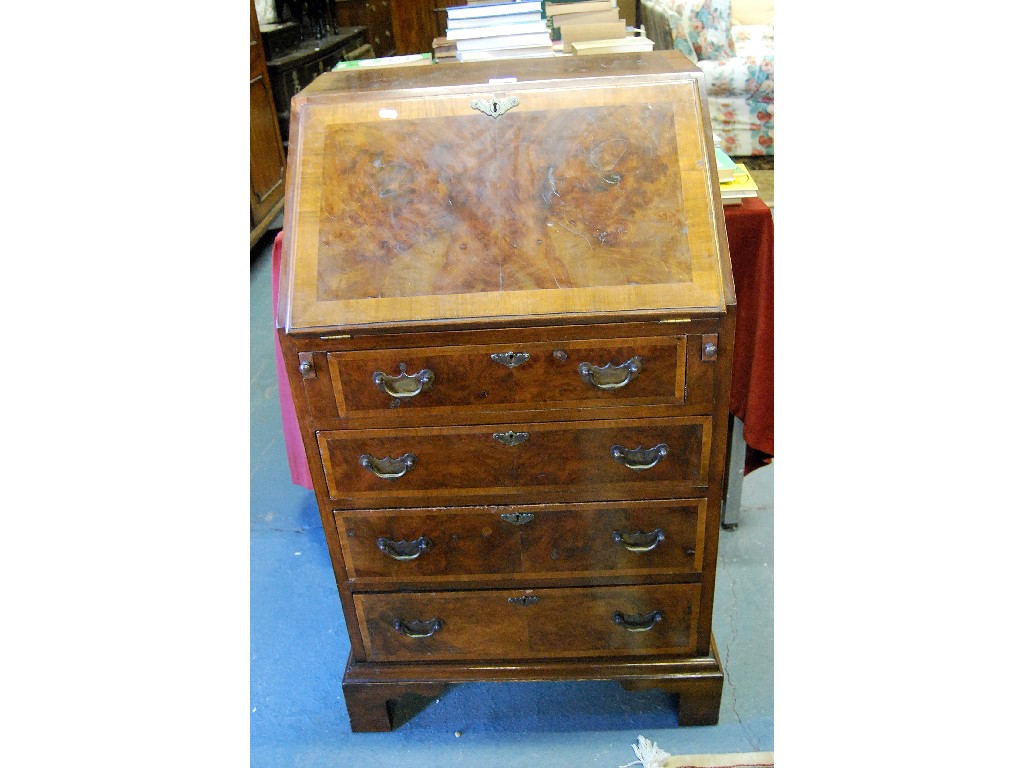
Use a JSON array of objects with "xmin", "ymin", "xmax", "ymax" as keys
[
  {"xmin": 265, "ymin": 26, "xmax": 371, "ymax": 147},
  {"xmin": 250, "ymin": 0, "xmax": 286, "ymax": 249},
  {"xmin": 336, "ymin": 0, "xmax": 396, "ymax": 58}
]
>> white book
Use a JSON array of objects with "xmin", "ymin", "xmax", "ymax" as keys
[
  {"xmin": 446, "ymin": 19, "xmax": 550, "ymax": 40},
  {"xmin": 456, "ymin": 31, "xmax": 552, "ymax": 51},
  {"xmin": 446, "ymin": 11, "xmax": 543, "ymax": 29},
  {"xmin": 447, "ymin": 1, "xmax": 544, "ymax": 21},
  {"xmin": 456, "ymin": 45, "xmax": 555, "ymax": 61},
  {"xmin": 571, "ymin": 36, "xmax": 654, "ymax": 54}
]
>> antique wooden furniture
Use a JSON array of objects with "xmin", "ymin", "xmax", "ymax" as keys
[
  {"xmin": 265, "ymin": 25, "xmax": 371, "ymax": 146},
  {"xmin": 335, "ymin": 0, "xmax": 396, "ymax": 58},
  {"xmin": 277, "ymin": 51, "xmax": 736, "ymax": 732},
  {"xmin": 251, "ymin": 0, "xmax": 287, "ymax": 248}
]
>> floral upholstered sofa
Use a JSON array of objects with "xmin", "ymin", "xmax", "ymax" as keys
[{"xmin": 640, "ymin": 0, "xmax": 774, "ymax": 156}]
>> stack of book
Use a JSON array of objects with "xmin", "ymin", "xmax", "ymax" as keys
[
  {"xmin": 545, "ymin": 0, "xmax": 654, "ymax": 55},
  {"xmin": 712, "ymin": 135, "xmax": 758, "ymax": 204},
  {"xmin": 718, "ymin": 164, "xmax": 758, "ymax": 205},
  {"xmin": 443, "ymin": 1, "xmax": 555, "ymax": 62}
]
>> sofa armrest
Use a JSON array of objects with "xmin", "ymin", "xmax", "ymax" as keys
[{"xmin": 698, "ymin": 53, "xmax": 774, "ymax": 99}]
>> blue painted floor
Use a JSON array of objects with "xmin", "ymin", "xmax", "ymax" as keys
[{"xmin": 250, "ymin": 230, "xmax": 774, "ymax": 766}]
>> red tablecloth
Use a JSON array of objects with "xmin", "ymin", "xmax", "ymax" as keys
[
  {"xmin": 272, "ymin": 196, "xmax": 773, "ymax": 489},
  {"xmin": 723, "ymin": 197, "xmax": 774, "ymax": 473}
]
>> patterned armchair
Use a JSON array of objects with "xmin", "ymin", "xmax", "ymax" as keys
[{"xmin": 640, "ymin": 0, "xmax": 774, "ymax": 156}]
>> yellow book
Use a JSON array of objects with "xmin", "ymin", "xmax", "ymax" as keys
[
  {"xmin": 571, "ymin": 37, "xmax": 654, "ymax": 54},
  {"xmin": 719, "ymin": 163, "xmax": 758, "ymax": 200}
]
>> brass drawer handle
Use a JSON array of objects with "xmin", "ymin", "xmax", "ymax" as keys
[
  {"xmin": 493, "ymin": 430, "xmax": 529, "ymax": 447},
  {"xmin": 490, "ymin": 351, "xmax": 530, "ymax": 368},
  {"xmin": 360, "ymin": 453, "xmax": 416, "ymax": 480},
  {"xmin": 377, "ymin": 536, "xmax": 431, "ymax": 561},
  {"xmin": 392, "ymin": 618, "xmax": 443, "ymax": 638},
  {"xmin": 610, "ymin": 444, "xmax": 668, "ymax": 470},
  {"xmin": 499, "ymin": 512, "xmax": 535, "ymax": 526},
  {"xmin": 578, "ymin": 355, "xmax": 643, "ymax": 390},
  {"xmin": 613, "ymin": 528, "xmax": 666, "ymax": 553},
  {"xmin": 372, "ymin": 363, "xmax": 434, "ymax": 398},
  {"xmin": 612, "ymin": 610, "xmax": 664, "ymax": 632},
  {"xmin": 508, "ymin": 595, "xmax": 539, "ymax": 607}
]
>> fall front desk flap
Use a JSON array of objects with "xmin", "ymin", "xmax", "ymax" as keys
[{"xmin": 279, "ymin": 51, "xmax": 734, "ymax": 334}]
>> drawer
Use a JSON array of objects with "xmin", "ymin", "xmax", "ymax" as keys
[
  {"xmin": 336, "ymin": 498, "xmax": 706, "ymax": 583},
  {"xmin": 308, "ymin": 335, "xmax": 714, "ymax": 421},
  {"xmin": 353, "ymin": 582, "xmax": 701, "ymax": 662},
  {"xmin": 317, "ymin": 415, "xmax": 712, "ymax": 506}
]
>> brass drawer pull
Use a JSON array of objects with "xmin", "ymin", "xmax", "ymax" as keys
[
  {"xmin": 372, "ymin": 363, "xmax": 434, "ymax": 398},
  {"xmin": 360, "ymin": 452, "xmax": 416, "ymax": 479},
  {"xmin": 377, "ymin": 536, "xmax": 431, "ymax": 561},
  {"xmin": 490, "ymin": 351, "xmax": 530, "ymax": 368},
  {"xmin": 508, "ymin": 595, "xmax": 539, "ymax": 607},
  {"xmin": 578, "ymin": 355, "xmax": 643, "ymax": 390},
  {"xmin": 392, "ymin": 618, "xmax": 443, "ymax": 638},
  {"xmin": 493, "ymin": 430, "xmax": 529, "ymax": 447},
  {"xmin": 499, "ymin": 512, "xmax": 535, "ymax": 526},
  {"xmin": 610, "ymin": 444, "xmax": 668, "ymax": 470},
  {"xmin": 612, "ymin": 610, "xmax": 664, "ymax": 632},
  {"xmin": 613, "ymin": 528, "xmax": 666, "ymax": 553}
]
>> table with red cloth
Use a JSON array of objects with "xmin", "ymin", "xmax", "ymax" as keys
[{"xmin": 272, "ymin": 196, "xmax": 774, "ymax": 490}]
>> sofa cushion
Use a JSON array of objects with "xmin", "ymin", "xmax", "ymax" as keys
[
  {"xmin": 655, "ymin": 0, "xmax": 734, "ymax": 61},
  {"xmin": 731, "ymin": 0, "xmax": 773, "ymax": 25},
  {"xmin": 686, "ymin": 0, "xmax": 735, "ymax": 60},
  {"xmin": 732, "ymin": 23, "xmax": 773, "ymax": 56}
]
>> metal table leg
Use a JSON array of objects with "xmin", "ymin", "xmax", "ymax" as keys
[{"xmin": 721, "ymin": 415, "xmax": 746, "ymax": 530}]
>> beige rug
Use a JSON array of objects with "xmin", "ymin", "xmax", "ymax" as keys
[{"xmin": 664, "ymin": 752, "xmax": 774, "ymax": 768}]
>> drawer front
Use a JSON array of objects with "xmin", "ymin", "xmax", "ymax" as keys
[
  {"xmin": 326, "ymin": 337, "xmax": 693, "ymax": 417},
  {"xmin": 354, "ymin": 582, "xmax": 701, "ymax": 662},
  {"xmin": 318, "ymin": 415, "xmax": 712, "ymax": 506},
  {"xmin": 336, "ymin": 499, "xmax": 706, "ymax": 583}
]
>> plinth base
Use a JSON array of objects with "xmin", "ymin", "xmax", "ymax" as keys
[{"xmin": 341, "ymin": 635, "xmax": 724, "ymax": 732}]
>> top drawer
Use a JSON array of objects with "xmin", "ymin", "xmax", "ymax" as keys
[{"xmin": 301, "ymin": 335, "xmax": 715, "ymax": 422}]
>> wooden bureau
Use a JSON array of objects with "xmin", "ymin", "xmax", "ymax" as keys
[{"xmin": 276, "ymin": 51, "xmax": 735, "ymax": 732}]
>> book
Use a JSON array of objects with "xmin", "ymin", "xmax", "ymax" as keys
[
  {"xmin": 715, "ymin": 146, "xmax": 737, "ymax": 183},
  {"xmin": 333, "ymin": 53, "xmax": 433, "ymax": 71},
  {"xmin": 544, "ymin": 1, "xmax": 615, "ymax": 16},
  {"xmin": 456, "ymin": 31, "xmax": 553, "ymax": 51},
  {"xmin": 447, "ymin": 1, "xmax": 544, "ymax": 21},
  {"xmin": 718, "ymin": 163, "xmax": 759, "ymax": 201},
  {"xmin": 432, "ymin": 37, "xmax": 458, "ymax": 58},
  {"xmin": 446, "ymin": 19, "xmax": 550, "ymax": 40},
  {"xmin": 570, "ymin": 35, "xmax": 654, "ymax": 54},
  {"xmin": 446, "ymin": 11, "xmax": 544, "ymax": 29},
  {"xmin": 551, "ymin": 8, "xmax": 620, "ymax": 26},
  {"xmin": 456, "ymin": 45, "xmax": 556, "ymax": 61},
  {"xmin": 558, "ymin": 20, "xmax": 627, "ymax": 48}
]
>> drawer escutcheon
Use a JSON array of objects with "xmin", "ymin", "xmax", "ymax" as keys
[
  {"xmin": 493, "ymin": 430, "xmax": 529, "ymax": 447},
  {"xmin": 490, "ymin": 351, "xmax": 530, "ymax": 368},
  {"xmin": 499, "ymin": 512, "xmax": 535, "ymax": 526}
]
